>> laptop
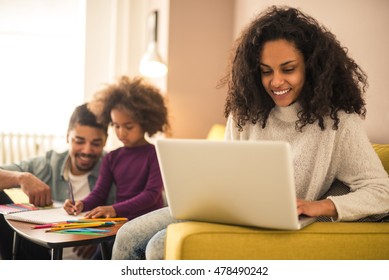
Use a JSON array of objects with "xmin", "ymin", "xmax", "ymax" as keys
[{"xmin": 155, "ymin": 139, "xmax": 316, "ymax": 230}]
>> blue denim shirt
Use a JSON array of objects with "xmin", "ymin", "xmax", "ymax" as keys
[{"xmin": 0, "ymin": 150, "xmax": 114, "ymax": 204}]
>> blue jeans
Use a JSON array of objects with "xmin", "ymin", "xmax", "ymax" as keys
[{"xmin": 111, "ymin": 207, "xmax": 184, "ymax": 260}]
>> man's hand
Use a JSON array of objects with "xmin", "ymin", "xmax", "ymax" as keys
[{"xmin": 18, "ymin": 172, "xmax": 52, "ymax": 207}]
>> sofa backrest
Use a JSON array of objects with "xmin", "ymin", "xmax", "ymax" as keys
[{"xmin": 373, "ymin": 144, "xmax": 389, "ymax": 175}]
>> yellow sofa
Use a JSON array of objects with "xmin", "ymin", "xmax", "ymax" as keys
[{"xmin": 164, "ymin": 143, "xmax": 389, "ymax": 260}]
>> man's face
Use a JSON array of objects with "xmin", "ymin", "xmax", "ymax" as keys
[{"xmin": 67, "ymin": 124, "xmax": 107, "ymax": 175}]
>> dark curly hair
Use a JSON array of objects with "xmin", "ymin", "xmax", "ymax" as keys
[
  {"xmin": 222, "ymin": 5, "xmax": 367, "ymax": 131},
  {"xmin": 88, "ymin": 76, "xmax": 170, "ymax": 137},
  {"xmin": 67, "ymin": 103, "xmax": 108, "ymax": 135}
]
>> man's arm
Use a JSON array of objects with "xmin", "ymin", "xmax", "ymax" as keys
[{"xmin": 0, "ymin": 169, "xmax": 52, "ymax": 206}]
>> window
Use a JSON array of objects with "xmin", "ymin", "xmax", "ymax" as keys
[{"xmin": 0, "ymin": 0, "xmax": 85, "ymax": 135}]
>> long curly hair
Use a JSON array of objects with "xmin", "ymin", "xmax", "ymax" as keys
[
  {"xmin": 88, "ymin": 76, "xmax": 170, "ymax": 137},
  {"xmin": 222, "ymin": 6, "xmax": 367, "ymax": 131}
]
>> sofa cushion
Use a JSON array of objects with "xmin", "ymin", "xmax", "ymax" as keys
[
  {"xmin": 373, "ymin": 144, "xmax": 389, "ymax": 174},
  {"xmin": 165, "ymin": 221, "xmax": 389, "ymax": 260}
]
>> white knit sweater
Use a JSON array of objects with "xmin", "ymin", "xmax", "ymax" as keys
[{"xmin": 225, "ymin": 103, "xmax": 389, "ymax": 221}]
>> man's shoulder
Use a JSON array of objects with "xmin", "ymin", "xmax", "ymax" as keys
[
  {"xmin": 44, "ymin": 149, "xmax": 69, "ymax": 161},
  {"xmin": 0, "ymin": 150, "xmax": 69, "ymax": 169},
  {"xmin": 44, "ymin": 149, "xmax": 68, "ymax": 156}
]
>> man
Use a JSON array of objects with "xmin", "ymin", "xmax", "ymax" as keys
[{"xmin": 0, "ymin": 103, "xmax": 113, "ymax": 259}]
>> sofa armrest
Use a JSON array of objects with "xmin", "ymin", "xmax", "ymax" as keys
[{"xmin": 165, "ymin": 221, "xmax": 389, "ymax": 260}]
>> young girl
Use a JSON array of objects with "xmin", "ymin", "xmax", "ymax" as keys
[
  {"xmin": 111, "ymin": 6, "xmax": 389, "ymax": 260},
  {"xmin": 64, "ymin": 76, "xmax": 170, "ymax": 222}
]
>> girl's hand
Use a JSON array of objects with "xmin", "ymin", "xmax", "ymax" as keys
[
  {"xmin": 297, "ymin": 198, "xmax": 338, "ymax": 219},
  {"xmin": 63, "ymin": 199, "xmax": 84, "ymax": 215},
  {"xmin": 84, "ymin": 205, "xmax": 117, "ymax": 219}
]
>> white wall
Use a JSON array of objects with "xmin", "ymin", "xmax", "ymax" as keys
[
  {"xmin": 233, "ymin": 0, "xmax": 389, "ymax": 144},
  {"xmin": 84, "ymin": 0, "xmax": 117, "ymax": 99}
]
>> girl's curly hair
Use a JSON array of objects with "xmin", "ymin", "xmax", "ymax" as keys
[
  {"xmin": 88, "ymin": 76, "xmax": 170, "ymax": 137},
  {"xmin": 222, "ymin": 5, "xmax": 367, "ymax": 131}
]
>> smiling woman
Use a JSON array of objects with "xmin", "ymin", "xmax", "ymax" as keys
[
  {"xmin": 259, "ymin": 39, "xmax": 306, "ymax": 107},
  {"xmin": 0, "ymin": 0, "xmax": 85, "ymax": 135}
]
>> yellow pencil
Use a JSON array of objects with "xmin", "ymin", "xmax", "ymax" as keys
[{"xmin": 76, "ymin": 218, "xmax": 128, "ymax": 222}]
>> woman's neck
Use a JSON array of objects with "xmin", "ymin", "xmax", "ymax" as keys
[{"xmin": 272, "ymin": 102, "xmax": 301, "ymax": 123}]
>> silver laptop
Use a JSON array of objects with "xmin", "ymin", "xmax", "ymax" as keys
[{"xmin": 155, "ymin": 139, "xmax": 316, "ymax": 230}]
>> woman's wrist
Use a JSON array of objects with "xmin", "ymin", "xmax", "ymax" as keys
[{"xmin": 322, "ymin": 199, "xmax": 338, "ymax": 219}]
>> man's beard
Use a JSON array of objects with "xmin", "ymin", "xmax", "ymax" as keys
[{"xmin": 74, "ymin": 152, "xmax": 97, "ymax": 172}]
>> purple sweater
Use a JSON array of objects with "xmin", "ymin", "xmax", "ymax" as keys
[{"xmin": 82, "ymin": 144, "xmax": 164, "ymax": 220}]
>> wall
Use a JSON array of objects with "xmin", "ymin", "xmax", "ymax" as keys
[
  {"xmin": 84, "ymin": 0, "xmax": 117, "ymax": 99},
  {"xmin": 233, "ymin": 0, "xmax": 389, "ymax": 144},
  {"xmin": 166, "ymin": 0, "xmax": 234, "ymax": 138}
]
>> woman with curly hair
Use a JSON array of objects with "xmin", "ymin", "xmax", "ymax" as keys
[
  {"xmin": 111, "ymin": 6, "xmax": 389, "ymax": 260},
  {"xmin": 63, "ymin": 76, "xmax": 170, "ymax": 258},
  {"xmin": 222, "ymin": 5, "xmax": 388, "ymax": 220}
]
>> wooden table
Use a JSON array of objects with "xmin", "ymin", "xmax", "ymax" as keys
[{"xmin": 5, "ymin": 218, "xmax": 124, "ymax": 260}]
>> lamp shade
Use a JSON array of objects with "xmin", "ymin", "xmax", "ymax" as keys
[
  {"xmin": 139, "ymin": 10, "xmax": 167, "ymax": 78},
  {"xmin": 139, "ymin": 42, "xmax": 167, "ymax": 78}
]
